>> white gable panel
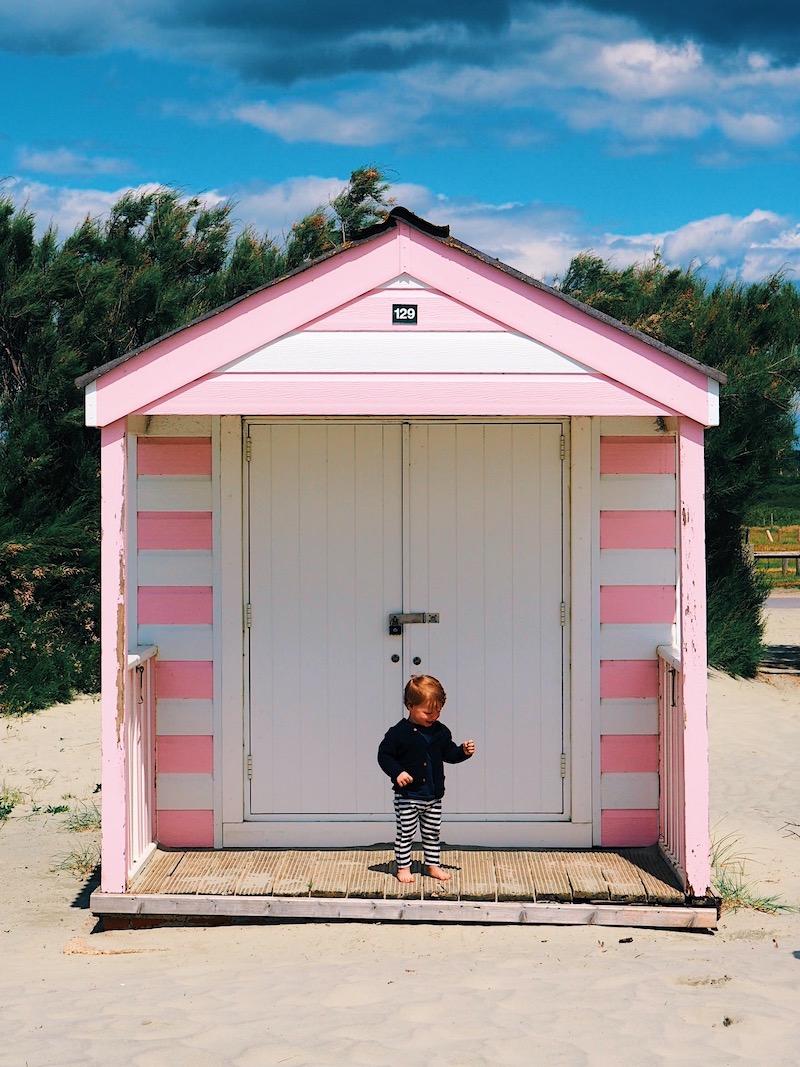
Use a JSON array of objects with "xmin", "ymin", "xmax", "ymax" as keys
[
  {"xmin": 220, "ymin": 331, "xmax": 593, "ymax": 375},
  {"xmin": 377, "ymin": 274, "xmax": 431, "ymax": 289}
]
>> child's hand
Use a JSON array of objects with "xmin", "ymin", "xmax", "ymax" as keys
[
  {"xmin": 396, "ymin": 771, "xmax": 413, "ymax": 787},
  {"xmin": 462, "ymin": 739, "xmax": 476, "ymax": 756}
]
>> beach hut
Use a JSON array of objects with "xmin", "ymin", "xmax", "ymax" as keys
[{"xmin": 80, "ymin": 208, "xmax": 722, "ymax": 927}]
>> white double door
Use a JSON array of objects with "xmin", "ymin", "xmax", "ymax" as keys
[{"xmin": 246, "ymin": 421, "xmax": 567, "ymax": 828}]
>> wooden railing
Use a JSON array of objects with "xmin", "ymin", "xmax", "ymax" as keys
[
  {"xmin": 753, "ymin": 550, "xmax": 800, "ymax": 576},
  {"xmin": 126, "ymin": 645, "xmax": 158, "ymax": 879},
  {"xmin": 657, "ymin": 645, "xmax": 686, "ymax": 891}
]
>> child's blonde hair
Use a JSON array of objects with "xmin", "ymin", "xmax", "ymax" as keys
[{"xmin": 404, "ymin": 674, "xmax": 446, "ymax": 711}]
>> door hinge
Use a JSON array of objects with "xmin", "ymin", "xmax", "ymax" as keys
[
  {"xmin": 245, "ymin": 436, "xmax": 252, "ymax": 462},
  {"xmin": 245, "ymin": 603, "xmax": 252, "ymax": 627},
  {"xmin": 560, "ymin": 435, "xmax": 565, "ymax": 461},
  {"xmin": 247, "ymin": 754, "xmax": 253, "ymax": 779},
  {"xmin": 560, "ymin": 602, "xmax": 566, "ymax": 626},
  {"xmin": 560, "ymin": 753, "xmax": 567, "ymax": 778}
]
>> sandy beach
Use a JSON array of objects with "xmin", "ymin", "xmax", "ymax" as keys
[{"xmin": 1, "ymin": 599, "xmax": 798, "ymax": 1066}]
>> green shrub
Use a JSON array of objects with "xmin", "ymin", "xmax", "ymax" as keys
[
  {"xmin": 0, "ymin": 529, "xmax": 99, "ymax": 714},
  {"xmin": 707, "ymin": 542, "xmax": 770, "ymax": 678}
]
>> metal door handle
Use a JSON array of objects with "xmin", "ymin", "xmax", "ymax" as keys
[{"xmin": 388, "ymin": 612, "xmax": 440, "ymax": 635}]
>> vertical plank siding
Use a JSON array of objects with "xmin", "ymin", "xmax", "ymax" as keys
[
  {"xmin": 598, "ymin": 430, "xmax": 677, "ymax": 846},
  {"xmin": 136, "ymin": 437, "xmax": 214, "ymax": 847}
]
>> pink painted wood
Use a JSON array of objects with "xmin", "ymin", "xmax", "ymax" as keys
[
  {"xmin": 305, "ymin": 287, "xmax": 504, "ymax": 331},
  {"xmin": 137, "ymin": 437, "xmax": 212, "ymax": 475},
  {"xmin": 600, "ymin": 734, "xmax": 658, "ymax": 773},
  {"xmin": 88, "ymin": 222, "xmax": 717, "ymax": 426},
  {"xmin": 139, "ymin": 372, "xmax": 674, "ymax": 418},
  {"xmin": 99, "ymin": 420, "xmax": 129, "ymax": 893},
  {"xmin": 156, "ymin": 735, "xmax": 213, "ymax": 774},
  {"xmin": 599, "ymin": 511, "xmax": 676, "ymax": 549},
  {"xmin": 157, "ymin": 809, "xmax": 214, "ymax": 848},
  {"xmin": 601, "ymin": 809, "xmax": 659, "ymax": 847},
  {"xmin": 157, "ymin": 661, "xmax": 214, "ymax": 700},
  {"xmin": 138, "ymin": 586, "xmax": 213, "ymax": 625},
  {"xmin": 137, "ymin": 512, "xmax": 213, "ymax": 550},
  {"xmin": 396, "ymin": 228, "xmax": 716, "ymax": 425},
  {"xmin": 600, "ymin": 436, "xmax": 676, "ymax": 474},
  {"xmin": 600, "ymin": 660, "xmax": 659, "ymax": 699},
  {"xmin": 677, "ymin": 418, "xmax": 712, "ymax": 896},
  {"xmin": 600, "ymin": 585, "xmax": 676, "ymax": 624}
]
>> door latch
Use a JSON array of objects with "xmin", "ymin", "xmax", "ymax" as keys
[{"xmin": 388, "ymin": 612, "xmax": 440, "ymax": 635}]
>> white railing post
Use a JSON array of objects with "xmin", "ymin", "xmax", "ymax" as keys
[{"xmin": 125, "ymin": 645, "xmax": 158, "ymax": 879}]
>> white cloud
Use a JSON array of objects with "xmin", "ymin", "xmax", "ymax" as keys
[
  {"xmin": 593, "ymin": 39, "xmax": 705, "ymax": 99},
  {"xmin": 8, "ymin": 174, "xmax": 800, "ymax": 287},
  {"xmin": 17, "ymin": 146, "xmax": 130, "ymax": 176},
  {"xmin": 717, "ymin": 111, "xmax": 790, "ymax": 146},
  {"xmin": 233, "ymin": 100, "xmax": 401, "ymax": 146},
  {"xmin": 230, "ymin": 175, "xmax": 358, "ymax": 238}
]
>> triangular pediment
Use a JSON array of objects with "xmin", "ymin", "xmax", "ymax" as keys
[{"xmin": 82, "ymin": 218, "xmax": 720, "ymax": 427}]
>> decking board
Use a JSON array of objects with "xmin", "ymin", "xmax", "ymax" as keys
[
  {"xmin": 527, "ymin": 851, "xmax": 572, "ymax": 902},
  {"xmin": 125, "ymin": 845, "xmax": 691, "ymax": 915}
]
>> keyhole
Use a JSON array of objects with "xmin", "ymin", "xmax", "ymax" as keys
[{"xmin": 412, "ymin": 656, "xmax": 422, "ymax": 666}]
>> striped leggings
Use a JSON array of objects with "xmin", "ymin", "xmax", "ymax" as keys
[{"xmin": 394, "ymin": 796, "xmax": 442, "ymax": 869}]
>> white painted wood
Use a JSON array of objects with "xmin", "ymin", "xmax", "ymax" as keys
[
  {"xmin": 600, "ymin": 699, "xmax": 658, "ymax": 735},
  {"xmin": 407, "ymin": 422, "xmax": 566, "ymax": 816},
  {"xmin": 218, "ymin": 417, "xmax": 245, "ymax": 831},
  {"xmin": 156, "ymin": 773, "xmax": 214, "ymax": 809},
  {"xmin": 127, "ymin": 432, "xmax": 139, "ymax": 655},
  {"xmin": 599, "ymin": 474, "xmax": 676, "ymax": 511},
  {"xmin": 591, "ymin": 418, "xmax": 603, "ymax": 844},
  {"xmin": 157, "ymin": 699, "xmax": 214, "ymax": 735},
  {"xmin": 598, "ymin": 417, "xmax": 664, "ymax": 436},
  {"xmin": 211, "ymin": 417, "xmax": 223, "ymax": 848},
  {"xmin": 599, "ymin": 549, "xmax": 676, "ymax": 586},
  {"xmin": 145, "ymin": 415, "xmax": 213, "ymax": 436},
  {"xmin": 600, "ymin": 623, "xmax": 675, "ymax": 660},
  {"xmin": 246, "ymin": 423, "xmax": 403, "ymax": 817},
  {"xmin": 378, "ymin": 274, "xmax": 431, "ymax": 289},
  {"xmin": 90, "ymin": 890, "xmax": 717, "ymax": 929},
  {"xmin": 222, "ymin": 820, "xmax": 592, "ymax": 848},
  {"xmin": 569, "ymin": 418, "xmax": 593, "ymax": 825},
  {"xmin": 85, "ymin": 380, "xmax": 98, "ymax": 425},
  {"xmin": 136, "ymin": 624, "xmax": 213, "ymax": 660},
  {"xmin": 138, "ymin": 550, "xmax": 213, "ymax": 586},
  {"xmin": 244, "ymin": 419, "xmax": 568, "ymax": 838},
  {"xmin": 601, "ymin": 771, "xmax": 659, "ymax": 809},
  {"xmin": 221, "ymin": 331, "xmax": 592, "ymax": 375},
  {"xmin": 707, "ymin": 379, "xmax": 720, "ymax": 427},
  {"xmin": 137, "ymin": 476, "xmax": 212, "ymax": 512}
]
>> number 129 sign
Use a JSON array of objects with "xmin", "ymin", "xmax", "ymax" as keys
[{"xmin": 392, "ymin": 303, "xmax": 418, "ymax": 325}]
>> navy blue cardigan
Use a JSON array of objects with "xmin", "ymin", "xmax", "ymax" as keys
[{"xmin": 377, "ymin": 717, "xmax": 471, "ymax": 799}]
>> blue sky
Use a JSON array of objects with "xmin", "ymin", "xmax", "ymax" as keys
[{"xmin": 2, "ymin": 1, "xmax": 800, "ymax": 283}]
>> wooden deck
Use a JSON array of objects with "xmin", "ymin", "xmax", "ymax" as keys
[{"xmin": 91, "ymin": 846, "xmax": 718, "ymax": 929}]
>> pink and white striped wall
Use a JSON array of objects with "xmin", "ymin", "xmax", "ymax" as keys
[
  {"xmin": 136, "ymin": 436, "xmax": 214, "ymax": 847},
  {"xmin": 598, "ymin": 432, "xmax": 677, "ymax": 846}
]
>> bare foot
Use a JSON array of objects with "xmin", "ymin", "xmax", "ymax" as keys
[
  {"xmin": 426, "ymin": 865, "xmax": 451, "ymax": 881},
  {"xmin": 396, "ymin": 867, "xmax": 415, "ymax": 883}
]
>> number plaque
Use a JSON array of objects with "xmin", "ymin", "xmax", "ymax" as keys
[{"xmin": 392, "ymin": 303, "xmax": 418, "ymax": 325}]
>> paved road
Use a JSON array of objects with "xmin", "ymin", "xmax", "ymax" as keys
[
  {"xmin": 766, "ymin": 593, "xmax": 800, "ymax": 610},
  {"xmin": 762, "ymin": 592, "xmax": 799, "ymax": 672}
]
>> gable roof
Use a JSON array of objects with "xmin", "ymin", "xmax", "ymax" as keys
[{"xmin": 76, "ymin": 206, "xmax": 725, "ymax": 390}]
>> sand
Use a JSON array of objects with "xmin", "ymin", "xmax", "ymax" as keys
[{"xmin": 1, "ymin": 601, "xmax": 798, "ymax": 1066}]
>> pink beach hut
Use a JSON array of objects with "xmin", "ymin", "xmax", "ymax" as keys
[{"xmin": 79, "ymin": 208, "xmax": 722, "ymax": 927}]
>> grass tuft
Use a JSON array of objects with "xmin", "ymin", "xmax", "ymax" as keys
[
  {"xmin": 64, "ymin": 802, "xmax": 101, "ymax": 832},
  {"xmin": 711, "ymin": 831, "xmax": 794, "ymax": 914},
  {"xmin": 53, "ymin": 842, "xmax": 100, "ymax": 878}
]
